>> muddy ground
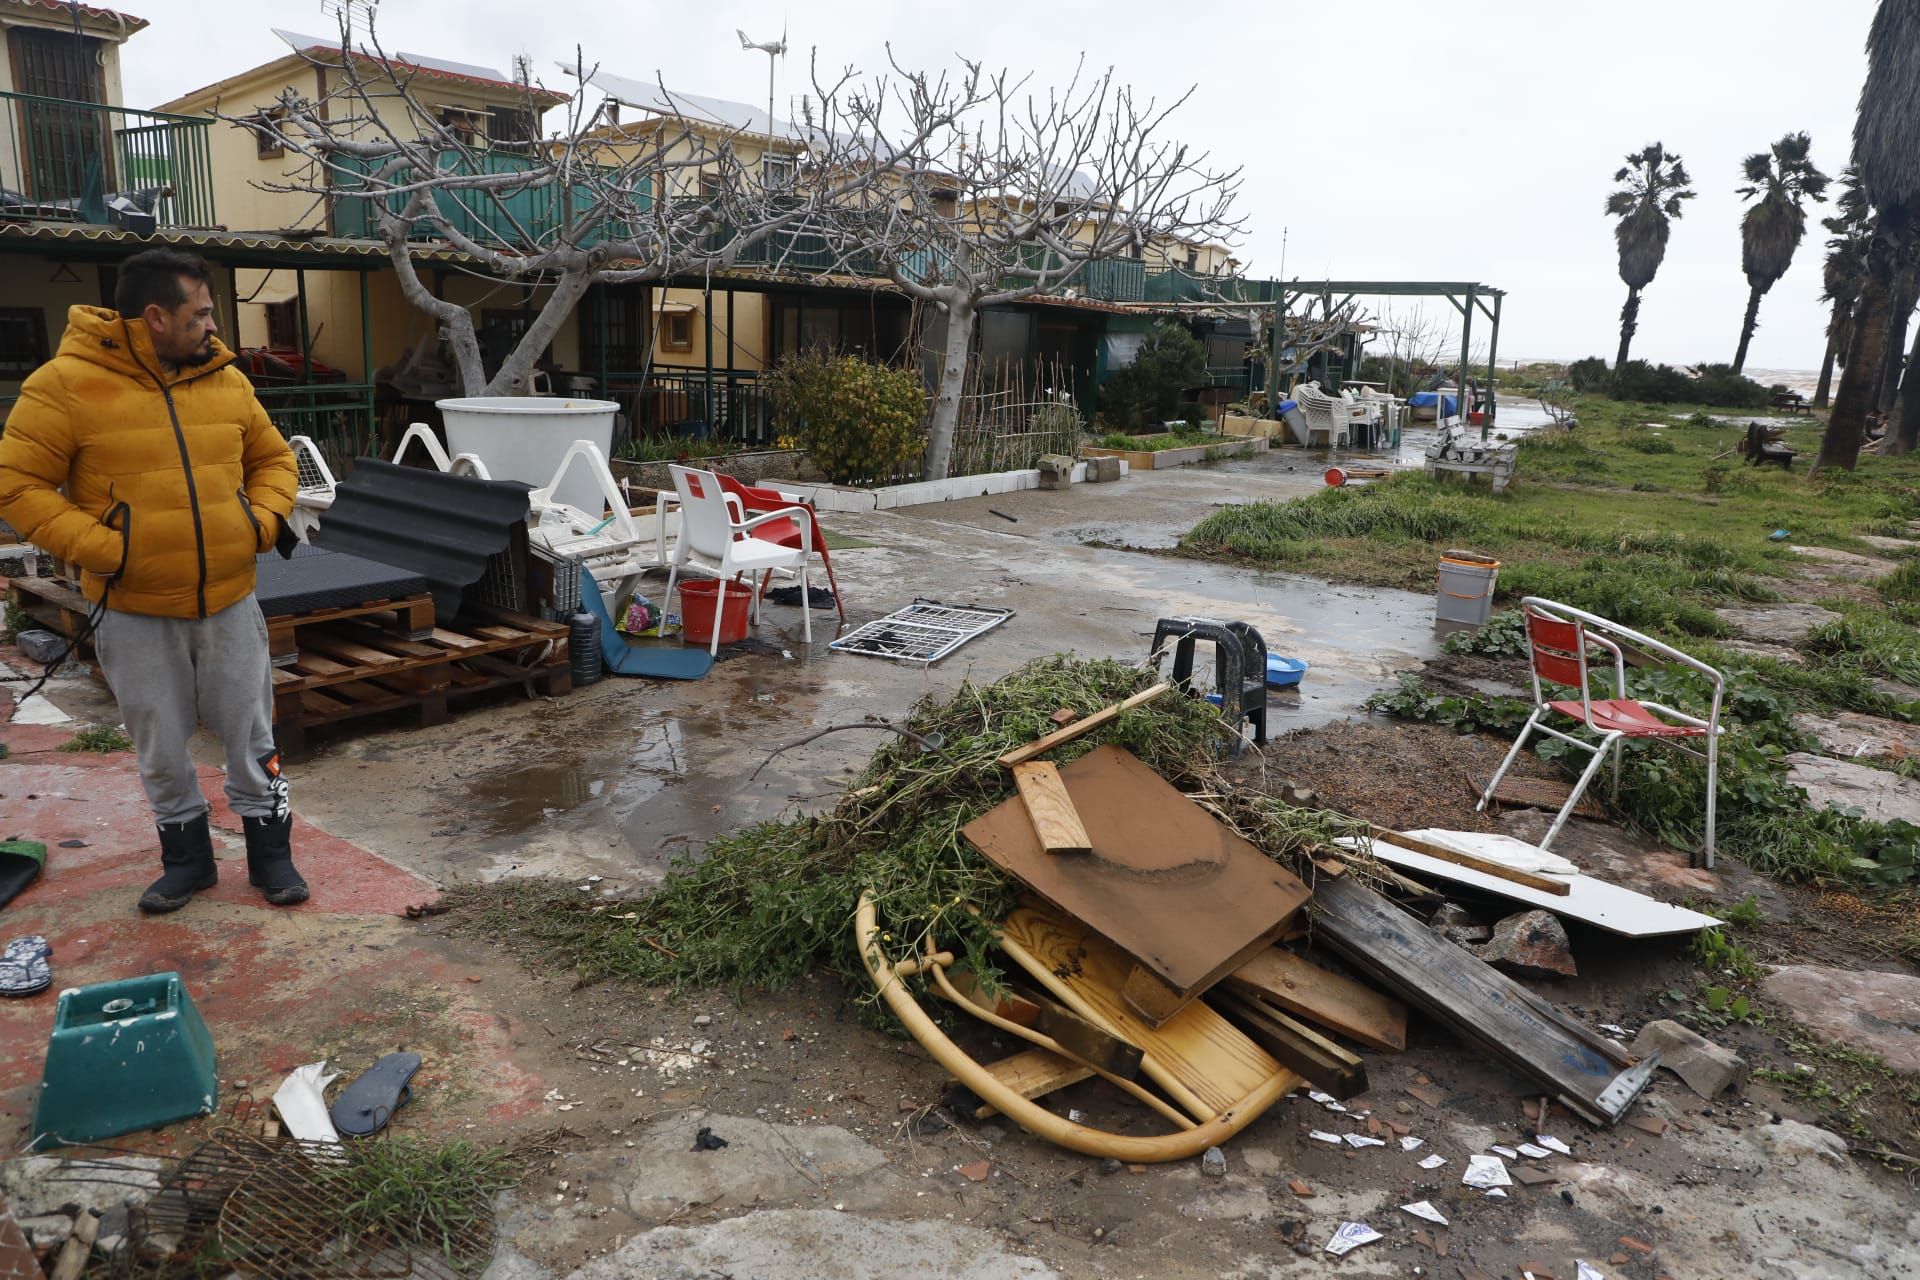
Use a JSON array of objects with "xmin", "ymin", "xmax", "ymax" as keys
[{"xmin": 6, "ymin": 453, "xmax": 1918, "ymax": 1279}]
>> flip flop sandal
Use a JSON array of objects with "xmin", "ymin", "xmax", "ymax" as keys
[
  {"xmin": 329, "ymin": 1052, "xmax": 422, "ymax": 1137},
  {"xmin": 0, "ymin": 841, "xmax": 46, "ymax": 911},
  {"xmin": 0, "ymin": 935, "xmax": 52, "ymax": 997}
]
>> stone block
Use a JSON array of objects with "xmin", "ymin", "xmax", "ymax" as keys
[
  {"xmin": 1471, "ymin": 910, "xmax": 1576, "ymax": 977},
  {"xmin": 1630, "ymin": 1019, "xmax": 1747, "ymax": 1098},
  {"xmin": 1761, "ymin": 964, "xmax": 1920, "ymax": 1073}
]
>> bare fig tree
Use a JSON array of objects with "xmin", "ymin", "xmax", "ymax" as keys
[
  {"xmin": 224, "ymin": 17, "xmax": 910, "ymax": 398},
  {"xmin": 805, "ymin": 54, "xmax": 1241, "ymax": 480}
]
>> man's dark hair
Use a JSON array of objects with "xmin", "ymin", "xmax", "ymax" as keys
[{"xmin": 114, "ymin": 249, "xmax": 213, "ymax": 318}]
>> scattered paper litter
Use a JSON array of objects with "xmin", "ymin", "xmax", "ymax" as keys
[
  {"xmin": 1324, "ymin": 1222, "xmax": 1382, "ymax": 1257},
  {"xmin": 1517, "ymin": 1142, "xmax": 1552, "ymax": 1159},
  {"xmin": 1399, "ymin": 1135, "xmax": 1425, "ymax": 1151},
  {"xmin": 1342, "ymin": 1133, "xmax": 1387, "ymax": 1148},
  {"xmin": 1489, "ymin": 1144, "xmax": 1519, "ymax": 1159},
  {"xmin": 271, "ymin": 1061, "xmax": 342, "ymax": 1144},
  {"xmin": 1576, "ymin": 1262, "xmax": 1606, "ymax": 1280},
  {"xmin": 1462, "ymin": 1154, "xmax": 1512, "ymax": 1189},
  {"xmin": 1307, "ymin": 1090, "xmax": 1336, "ymax": 1105},
  {"xmin": 1535, "ymin": 1134, "xmax": 1572, "ymax": 1155},
  {"xmin": 1418, "ymin": 1154, "xmax": 1448, "ymax": 1169},
  {"xmin": 1486, "ymin": 1187, "xmax": 1508, "ymax": 1198},
  {"xmin": 1600, "ymin": 1023, "xmax": 1628, "ymax": 1036},
  {"xmin": 1400, "ymin": 1200, "xmax": 1448, "ymax": 1226},
  {"xmin": 1309, "ymin": 1130, "xmax": 1343, "ymax": 1145}
]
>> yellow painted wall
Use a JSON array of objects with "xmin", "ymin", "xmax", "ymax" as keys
[
  {"xmin": 649, "ymin": 286, "xmax": 767, "ymax": 372},
  {"xmin": 0, "ymin": 257, "xmax": 105, "ymax": 409}
]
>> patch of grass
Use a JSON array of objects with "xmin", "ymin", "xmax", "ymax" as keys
[
  {"xmin": 2, "ymin": 601, "xmax": 28, "ymax": 642},
  {"xmin": 1753, "ymin": 1033, "xmax": 1912, "ymax": 1148},
  {"xmin": 822, "ymin": 529, "xmax": 874, "ymax": 551},
  {"xmin": 320, "ymin": 1138, "xmax": 519, "ymax": 1269},
  {"xmin": 1093, "ymin": 429, "xmax": 1213, "ymax": 452},
  {"xmin": 456, "ymin": 656, "xmax": 1372, "ymax": 1008},
  {"xmin": 58, "ymin": 724, "xmax": 133, "ymax": 753},
  {"xmin": 1806, "ymin": 605, "xmax": 1920, "ymax": 687},
  {"xmin": 1881, "ymin": 560, "xmax": 1920, "ymax": 606}
]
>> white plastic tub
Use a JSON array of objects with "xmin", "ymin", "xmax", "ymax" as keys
[{"xmin": 438, "ymin": 396, "xmax": 619, "ymax": 513}]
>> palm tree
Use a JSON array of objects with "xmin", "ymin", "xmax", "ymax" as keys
[
  {"xmin": 1814, "ymin": 170, "xmax": 1872, "ymax": 408},
  {"xmin": 1820, "ymin": 0, "xmax": 1920, "ymax": 469},
  {"xmin": 1731, "ymin": 133, "xmax": 1829, "ymax": 373},
  {"xmin": 1606, "ymin": 143, "xmax": 1694, "ymax": 370}
]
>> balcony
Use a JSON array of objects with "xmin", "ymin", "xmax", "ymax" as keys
[
  {"xmin": 0, "ymin": 91, "xmax": 216, "ymax": 230},
  {"xmin": 331, "ymin": 148, "xmax": 647, "ymax": 250}
]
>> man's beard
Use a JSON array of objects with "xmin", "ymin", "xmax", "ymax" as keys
[{"xmin": 175, "ymin": 340, "xmax": 215, "ymax": 367}]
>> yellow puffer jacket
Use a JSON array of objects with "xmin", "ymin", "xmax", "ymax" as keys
[{"xmin": 0, "ymin": 305, "xmax": 297, "ymax": 619}]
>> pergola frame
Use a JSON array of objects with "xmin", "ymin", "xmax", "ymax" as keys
[{"xmin": 1266, "ymin": 279, "xmax": 1506, "ymax": 422}]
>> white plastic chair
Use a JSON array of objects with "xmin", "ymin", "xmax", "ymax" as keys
[
  {"xmin": 285, "ymin": 435, "xmax": 337, "ymax": 543},
  {"xmin": 663, "ymin": 463, "xmax": 813, "ymax": 656},
  {"xmin": 527, "ymin": 441, "xmax": 655, "ymax": 610},
  {"xmin": 1476, "ymin": 597, "xmax": 1725, "ymax": 867},
  {"xmin": 1288, "ymin": 383, "xmax": 1352, "ymax": 448},
  {"xmin": 392, "ymin": 422, "xmax": 492, "ymax": 479}
]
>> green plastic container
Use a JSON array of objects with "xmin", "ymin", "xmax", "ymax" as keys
[{"xmin": 30, "ymin": 971, "xmax": 217, "ymax": 1149}]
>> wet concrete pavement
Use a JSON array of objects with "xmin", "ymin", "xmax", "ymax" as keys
[{"xmin": 283, "ymin": 454, "xmax": 1440, "ymax": 890}]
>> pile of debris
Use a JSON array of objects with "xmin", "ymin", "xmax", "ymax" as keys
[{"xmin": 857, "ymin": 678, "xmax": 1716, "ymax": 1168}]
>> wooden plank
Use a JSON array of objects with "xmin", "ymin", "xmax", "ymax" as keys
[
  {"xmin": 940, "ymin": 971, "xmax": 1144, "ymax": 1079},
  {"xmin": 996, "ymin": 683, "xmax": 1171, "ymax": 769},
  {"xmin": 1119, "ymin": 965, "xmax": 1186, "ymax": 1027},
  {"xmin": 1369, "ymin": 826, "xmax": 1571, "ymax": 896},
  {"xmin": 946, "ymin": 1048, "xmax": 1094, "ymax": 1120},
  {"xmin": 1211, "ymin": 988, "xmax": 1368, "ymax": 1099},
  {"xmin": 1310, "ymin": 874, "xmax": 1651, "ymax": 1125},
  {"xmin": 1225, "ymin": 948, "xmax": 1408, "ymax": 1053},
  {"xmin": 431, "ymin": 627, "xmax": 486, "ymax": 650},
  {"xmin": 1011, "ymin": 760, "xmax": 1092, "ymax": 855},
  {"xmin": 300, "ymin": 635, "xmax": 408, "ymax": 668},
  {"xmin": 965, "ymin": 746, "xmax": 1309, "ymax": 1014},
  {"xmin": 290, "ymin": 653, "xmax": 353, "ymax": 678},
  {"xmin": 999, "ymin": 902, "xmax": 1296, "ymax": 1121},
  {"xmin": 1466, "ymin": 771, "xmax": 1607, "ymax": 821}
]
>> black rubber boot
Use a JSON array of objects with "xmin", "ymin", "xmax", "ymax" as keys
[
  {"xmin": 139, "ymin": 814, "xmax": 218, "ymax": 914},
  {"xmin": 243, "ymin": 813, "xmax": 309, "ymax": 906}
]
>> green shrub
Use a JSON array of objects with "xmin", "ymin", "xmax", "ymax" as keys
[
  {"xmin": 1687, "ymin": 362, "xmax": 1771, "ymax": 409},
  {"xmin": 767, "ymin": 351, "xmax": 926, "ymax": 485},
  {"xmin": 1619, "ymin": 426, "xmax": 1676, "ymax": 454},
  {"xmin": 1098, "ymin": 321, "xmax": 1207, "ymax": 429},
  {"xmin": 1610, "ymin": 360, "xmax": 1697, "ymax": 402},
  {"xmin": 1568, "ymin": 356, "xmax": 1611, "ymax": 392}
]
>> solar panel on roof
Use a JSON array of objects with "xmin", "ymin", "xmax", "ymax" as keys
[{"xmin": 271, "ymin": 28, "xmax": 514, "ymax": 84}]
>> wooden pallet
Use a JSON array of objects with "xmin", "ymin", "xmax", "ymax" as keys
[
  {"xmin": 271, "ymin": 607, "xmax": 570, "ymax": 755},
  {"xmin": 7, "ymin": 575, "xmax": 96, "ymax": 656},
  {"xmin": 268, "ymin": 594, "xmax": 437, "ymax": 666}
]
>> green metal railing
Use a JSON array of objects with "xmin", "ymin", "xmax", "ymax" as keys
[
  {"xmin": 256, "ymin": 383, "xmax": 378, "ymax": 472},
  {"xmin": 0, "ymin": 90, "xmax": 216, "ymax": 228},
  {"xmin": 599, "ymin": 368, "xmax": 776, "ymax": 445},
  {"xmin": 332, "ymin": 149, "xmax": 645, "ymax": 249}
]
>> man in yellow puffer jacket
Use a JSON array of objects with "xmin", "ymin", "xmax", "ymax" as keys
[{"xmin": 0, "ymin": 249, "xmax": 309, "ymax": 914}]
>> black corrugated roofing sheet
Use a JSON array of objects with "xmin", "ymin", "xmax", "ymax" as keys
[{"xmin": 311, "ymin": 459, "xmax": 531, "ymax": 624}]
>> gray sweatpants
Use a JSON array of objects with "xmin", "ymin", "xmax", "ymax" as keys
[{"xmin": 95, "ymin": 595, "xmax": 287, "ymax": 826}]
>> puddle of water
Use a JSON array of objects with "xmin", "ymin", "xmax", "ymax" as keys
[{"xmin": 460, "ymin": 715, "xmax": 691, "ymax": 837}]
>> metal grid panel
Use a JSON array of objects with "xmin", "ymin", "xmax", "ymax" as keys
[{"xmin": 829, "ymin": 599, "xmax": 1012, "ymax": 664}]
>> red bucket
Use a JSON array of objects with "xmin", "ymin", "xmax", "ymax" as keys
[{"xmin": 677, "ymin": 579, "xmax": 754, "ymax": 646}]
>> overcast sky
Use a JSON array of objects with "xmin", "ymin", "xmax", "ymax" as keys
[{"xmin": 121, "ymin": 0, "xmax": 1874, "ymax": 371}]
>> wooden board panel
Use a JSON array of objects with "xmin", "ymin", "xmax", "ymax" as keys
[
  {"xmin": 1225, "ymin": 948, "xmax": 1408, "ymax": 1053},
  {"xmin": 1310, "ymin": 874, "xmax": 1651, "ymax": 1125},
  {"xmin": 965, "ymin": 745, "xmax": 1309, "ymax": 1008},
  {"xmin": 950, "ymin": 1048, "xmax": 1094, "ymax": 1120},
  {"xmin": 999, "ymin": 903, "xmax": 1293, "ymax": 1121},
  {"xmin": 1369, "ymin": 827, "xmax": 1570, "ymax": 895},
  {"xmin": 1011, "ymin": 761, "xmax": 1091, "ymax": 855},
  {"xmin": 1210, "ymin": 988, "xmax": 1367, "ymax": 1098}
]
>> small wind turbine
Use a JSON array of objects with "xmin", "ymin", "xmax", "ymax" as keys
[{"xmin": 736, "ymin": 25, "xmax": 787, "ymax": 178}]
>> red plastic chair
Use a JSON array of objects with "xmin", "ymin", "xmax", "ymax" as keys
[
  {"xmin": 1475, "ymin": 597, "xmax": 1724, "ymax": 866},
  {"xmin": 714, "ymin": 472, "xmax": 846, "ymax": 622}
]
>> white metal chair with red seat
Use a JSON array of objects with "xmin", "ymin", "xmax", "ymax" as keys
[{"xmin": 1476, "ymin": 597, "xmax": 1725, "ymax": 867}]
